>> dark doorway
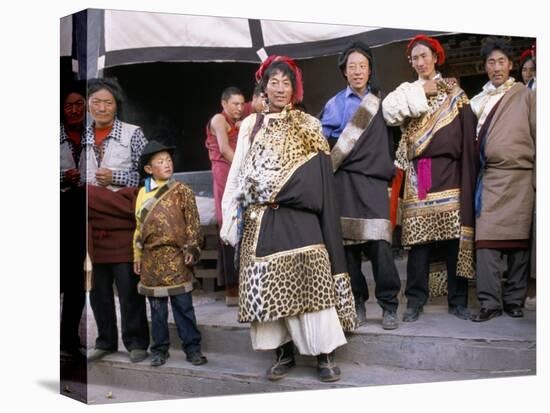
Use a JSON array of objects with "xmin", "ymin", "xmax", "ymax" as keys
[
  {"xmin": 103, "ymin": 56, "xmax": 350, "ymax": 172},
  {"xmin": 105, "ymin": 62, "xmax": 258, "ymax": 172}
]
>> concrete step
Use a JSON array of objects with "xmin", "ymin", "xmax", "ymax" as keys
[
  {"xmin": 87, "ymin": 348, "xmax": 525, "ymax": 404},
  {"xmin": 171, "ymin": 298, "xmax": 536, "ymax": 373},
  {"xmin": 81, "ymin": 288, "xmax": 535, "ymax": 403},
  {"xmin": 83, "ymin": 291, "xmax": 536, "ymax": 374}
]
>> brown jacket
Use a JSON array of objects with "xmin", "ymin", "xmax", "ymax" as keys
[
  {"xmin": 476, "ymin": 83, "xmax": 536, "ymax": 241},
  {"xmin": 135, "ymin": 180, "xmax": 203, "ymax": 296}
]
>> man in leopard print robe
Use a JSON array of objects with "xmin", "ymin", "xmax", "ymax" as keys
[
  {"xmin": 221, "ymin": 56, "xmax": 356, "ymax": 383},
  {"xmin": 382, "ymin": 35, "xmax": 478, "ymax": 323}
]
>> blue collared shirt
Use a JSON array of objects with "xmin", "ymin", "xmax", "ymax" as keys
[{"xmin": 320, "ymin": 86, "xmax": 368, "ymax": 139}]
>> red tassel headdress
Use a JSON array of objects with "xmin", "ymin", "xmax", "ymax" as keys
[
  {"xmin": 254, "ymin": 55, "xmax": 304, "ymax": 103},
  {"xmin": 407, "ymin": 35, "xmax": 445, "ymax": 66},
  {"xmin": 520, "ymin": 44, "xmax": 536, "ymax": 66}
]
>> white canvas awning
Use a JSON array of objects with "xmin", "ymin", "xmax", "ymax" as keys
[{"xmin": 62, "ymin": 9, "xmax": 450, "ymax": 78}]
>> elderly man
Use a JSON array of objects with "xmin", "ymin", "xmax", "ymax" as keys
[
  {"xmin": 85, "ymin": 78, "xmax": 150, "ymax": 362},
  {"xmin": 382, "ymin": 35, "xmax": 478, "ymax": 322},
  {"xmin": 320, "ymin": 41, "xmax": 401, "ymax": 330},
  {"xmin": 205, "ymin": 86, "xmax": 245, "ymax": 306},
  {"xmin": 470, "ymin": 38, "xmax": 536, "ymax": 322}
]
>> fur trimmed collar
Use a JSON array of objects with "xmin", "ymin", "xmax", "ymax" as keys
[{"xmin": 331, "ymin": 93, "xmax": 380, "ymax": 171}]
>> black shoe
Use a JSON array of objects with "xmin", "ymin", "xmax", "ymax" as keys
[
  {"xmin": 317, "ymin": 351, "xmax": 341, "ymax": 382},
  {"xmin": 267, "ymin": 342, "xmax": 295, "ymax": 381},
  {"xmin": 150, "ymin": 352, "xmax": 169, "ymax": 367},
  {"xmin": 87, "ymin": 348, "xmax": 115, "ymax": 362},
  {"xmin": 186, "ymin": 351, "xmax": 208, "ymax": 366},
  {"xmin": 382, "ymin": 309, "xmax": 399, "ymax": 330},
  {"xmin": 403, "ymin": 307, "xmax": 422, "ymax": 322},
  {"xmin": 504, "ymin": 305, "xmax": 524, "ymax": 318},
  {"xmin": 129, "ymin": 349, "xmax": 149, "ymax": 363},
  {"xmin": 471, "ymin": 308, "xmax": 503, "ymax": 322},
  {"xmin": 448, "ymin": 305, "xmax": 470, "ymax": 320},
  {"xmin": 355, "ymin": 299, "xmax": 367, "ymax": 326}
]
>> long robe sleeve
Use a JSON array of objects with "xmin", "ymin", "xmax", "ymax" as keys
[
  {"xmin": 319, "ymin": 152, "xmax": 347, "ymax": 275},
  {"xmin": 456, "ymin": 103, "xmax": 478, "ymax": 278},
  {"xmin": 382, "ymin": 81, "xmax": 429, "ymax": 126},
  {"xmin": 220, "ymin": 114, "xmax": 254, "ymax": 246},
  {"xmin": 182, "ymin": 185, "xmax": 203, "ymax": 264},
  {"xmin": 319, "ymin": 151, "xmax": 357, "ymax": 331},
  {"xmin": 529, "ymin": 90, "xmax": 536, "ymax": 190}
]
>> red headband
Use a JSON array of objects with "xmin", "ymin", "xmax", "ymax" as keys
[
  {"xmin": 407, "ymin": 35, "xmax": 445, "ymax": 66},
  {"xmin": 255, "ymin": 55, "xmax": 304, "ymax": 103},
  {"xmin": 520, "ymin": 44, "xmax": 536, "ymax": 66}
]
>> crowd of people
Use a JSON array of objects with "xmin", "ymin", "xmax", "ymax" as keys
[{"xmin": 60, "ymin": 35, "xmax": 536, "ymax": 383}]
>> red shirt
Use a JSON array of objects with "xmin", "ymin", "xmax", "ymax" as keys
[{"xmin": 205, "ymin": 111, "xmax": 239, "ymax": 164}]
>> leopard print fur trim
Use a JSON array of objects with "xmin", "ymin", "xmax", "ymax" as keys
[
  {"xmin": 457, "ymin": 226, "xmax": 475, "ymax": 279},
  {"xmin": 457, "ymin": 246, "xmax": 475, "ymax": 279},
  {"xmin": 237, "ymin": 205, "xmax": 337, "ymax": 324},
  {"xmin": 428, "ymin": 261, "xmax": 448, "ymax": 298},
  {"xmin": 427, "ymin": 247, "xmax": 475, "ymax": 298},
  {"xmin": 401, "ymin": 209, "xmax": 461, "ymax": 246},
  {"xmin": 333, "ymin": 272, "xmax": 357, "ymax": 332},
  {"xmin": 401, "ymin": 189, "xmax": 461, "ymax": 245},
  {"xmin": 238, "ymin": 109, "xmax": 329, "ymax": 208},
  {"xmin": 237, "ymin": 245, "xmax": 337, "ymax": 323}
]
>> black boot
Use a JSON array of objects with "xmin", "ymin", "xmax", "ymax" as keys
[
  {"xmin": 317, "ymin": 351, "xmax": 341, "ymax": 382},
  {"xmin": 266, "ymin": 341, "xmax": 295, "ymax": 381}
]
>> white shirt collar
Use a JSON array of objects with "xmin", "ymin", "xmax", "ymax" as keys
[
  {"xmin": 150, "ymin": 178, "xmax": 160, "ymax": 191},
  {"xmin": 418, "ymin": 72, "xmax": 441, "ymax": 85},
  {"xmin": 483, "ymin": 77, "xmax": 515, "ymax": 93}
]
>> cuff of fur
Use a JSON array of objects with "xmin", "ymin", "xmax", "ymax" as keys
[
  {"xmin": 333, "ymin": 272, "xmax": 357, "ymax": 332},
  {"xmin": 457, "ymin": 244, "xmax": 475, "ymax": 279},
  {"xmin": 428, "ymin": 261, "xmax": 448, "ymax": 298},
  {"xmin": 185, "ymin": 245, "xmax": 201, "ymax": 265},
  {"xmin": 457, "ymin": 226, "xmax": 475, "ymax": 279},
  {"xmin": 220, "ymin": 215, "xmax": 239, "ymax": 247}
]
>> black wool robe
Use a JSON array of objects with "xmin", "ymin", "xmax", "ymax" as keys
[
  {"xmin": 331, "ymin": 93, "xmax": 395, "ymax": 244},
  {"xmin": 227, "ymin": 108, "xmax": 356, "ymax": 332}
]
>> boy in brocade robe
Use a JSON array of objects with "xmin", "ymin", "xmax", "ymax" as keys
[{"xmin": 133, "ymin": 140, "xmax": 207, "ymax": 367}]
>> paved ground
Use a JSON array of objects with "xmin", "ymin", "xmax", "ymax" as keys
[{"xmin": 60, "ymin": 255, "xmax": 537, "ymax": 404}]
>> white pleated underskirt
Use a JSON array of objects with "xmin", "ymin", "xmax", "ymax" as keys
[{"xmin": 249, "ymin": 307, "xmax": 347, "ymax": 356}]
